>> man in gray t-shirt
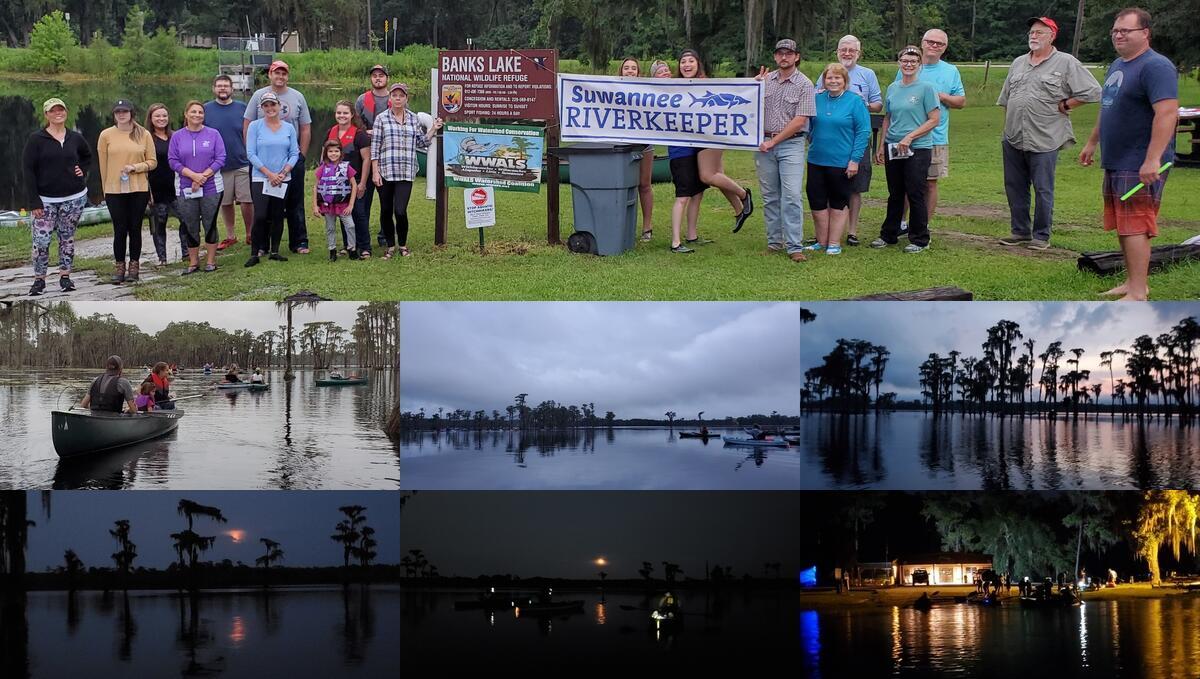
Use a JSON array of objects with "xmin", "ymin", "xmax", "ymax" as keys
[{"xmin": 242, "ymin": 60, "xmax": 313, "ymax": 253}]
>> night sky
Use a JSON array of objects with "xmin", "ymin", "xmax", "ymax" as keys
[
  {"xmin": 25, "ymin": 491, "xmax": 400, "ymax": 570},
  {"xmin": 802, "ymin": 302, "xmax": 1197, "ymax": 400},
  {"xmin": 400, "ymin": 491, "xmax": 801, "ymax": 579},
  {"xmin": 400, "ymin": 302, "xmax": 800, "ymax": 419}
]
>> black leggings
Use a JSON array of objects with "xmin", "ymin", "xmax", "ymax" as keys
[
  {"xmin": 250, "ymin": 182, "xmax": 287, "ymax": 255},
  {"xmin": 377, "ymin": 180, "xmax": 414, "ymax": 248},
  {"xmin": 106, "ymin": 192, "xmax": 149, "ymax": 262}
]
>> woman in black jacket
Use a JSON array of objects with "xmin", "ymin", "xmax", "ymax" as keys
[{"xmin": 22, "ymin": 97, "xmax": 92, "ymax": 296}]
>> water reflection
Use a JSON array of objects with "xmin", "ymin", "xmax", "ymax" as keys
[
  {"xmin": 800, "ymin": 412, "xmax": 1200, "ymax": 489},
  {"xmin": 7, "ymin": 586, "xmax": 397, "ymax": 677},
  {"xmin": 400, "ymin": 428, "xmax": 802, "ymax": 489},
  {"xmin": 801, "ymin": 597, "xmax": 1200, "ymax": 678}
]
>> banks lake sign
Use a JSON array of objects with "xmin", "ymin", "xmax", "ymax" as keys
[
  {"xmin": 438, "ymin": 49, "xmax": 558, "ymax": 120},
  {"xmin": 442, "ymin": 122, "xmax": 544, "ymax": 193},
  {"xmin": 557, "ymin": 74, "xmax": 764, "ymax": 150}
]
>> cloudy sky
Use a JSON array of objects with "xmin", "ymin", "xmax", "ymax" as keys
[
  {"xmin": 400, "ymin": 302, "xmax": 799, "ymax": 419},
  {"xmin": 401, "ymin": 491, "xmax": 801, "ymax": 579},
  {"xmin": 69, "ymin": 302, "xmax": 371, "ymax": 335},
  {"xmin": 26, "ymin": 491, "xmax": 400, "ymax": 570},
  {"xmin": 801, "ymin": 302, "xmax": 1198, "ymax": 400}
]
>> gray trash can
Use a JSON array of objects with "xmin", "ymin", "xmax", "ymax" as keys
[{"xmin": 553, "ymin": 143, "xmax": 645, "ymax": 255}]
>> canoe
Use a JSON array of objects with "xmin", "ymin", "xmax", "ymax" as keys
[
  {"xmin": 315, "ymin": 376, "xmax": 368, "ymax": 386},
  {"xmin": 678, "ymin": 432, "xmax": 721, "ymax": 439},
  {"xmin": 416, "ymin": 148, "xmax": 673, "ymax": 184},
  {"xmin": 1019, "ymin": 595, "xmax": 1081, "ymax": 608},
  {"xmin": 216, "ymin": 382, "xmax": 269, "ymax": 391},
  {"xmin": 722, "ymin": 435, "xmax": 789, "ymax": 448},
  {"xmin": 0, "ymin": 205, "xmax": 111, "ymax": 229},
  {"xmin": 517, "ymin": 600, "xmax": 584, "ymax": 615},
  {"xmin": 51, "ymin": 409, "xmax": 184, "ymax": 458}
]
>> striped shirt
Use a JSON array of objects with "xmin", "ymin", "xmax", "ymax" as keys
[
  {"xmin": 764, "ymin": 69, "xmax": 816, "ymax": 135},
  {"xmin": 370, "ymin": 108, "xmax": 430, "ymax": 182}
]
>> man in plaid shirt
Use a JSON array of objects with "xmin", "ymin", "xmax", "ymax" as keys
[{"xmin": 370, "ymin": 82, "xmax": 443, "ymax": 257}]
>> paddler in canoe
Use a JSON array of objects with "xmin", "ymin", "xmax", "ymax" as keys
[
  {"xmin": 223, "ymin": 363, "xmax": 243, "ymax": 383},
  {"xmin": 250, "ymin": 367, "xmax": 265, "ymax": 384},
  {"xmin": 142, "ymin": 361, "xmax": 176, "ymax": 410},
  {"xmin": 78, "ymin": 355, "xmax": 139, "ymax": 414}
]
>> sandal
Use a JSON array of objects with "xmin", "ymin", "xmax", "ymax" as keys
[
  {"xmin": 399, "ymin": 246, "xmax": 411, "ymax": 257},
  {"xmin": 181, "ymin": 266, "xmax": 200, "ymax": 276},
  {"xmin": 382, "ymin": 247, "xmax": 395, "ymax": 260},
  {"xmin": 685, "ymin": 237, "xmax": 713, "ymax": 245},
  {"xmin": 360, "ymin": 251, "xmax": 372, "ymax": 260},
  {"xmin": 204, "ymin": 264, "xmax": 219, "ymax": 272},
  {"xmin": 640, "ymin": 229, "xmax": 653, "ymax": 242}
]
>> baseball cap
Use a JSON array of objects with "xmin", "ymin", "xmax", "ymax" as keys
[
  {"xmin": 269, "ymin": 60, "xmax": 290, "ymax": 73},
  {"xmin": 42, "ymin": 97, "xmax": 67, "ymax": 113},
  {"xmin": 112, "ymin": 99, "xmax": 134, "ymax": 113},
  {"xmin": 259, "ymin": 91, "xmax": 280, "ymax": 106},
  {"xmin": 388, "ymin": 82, "xmax": 409, "ymax": 95},
  {"xmin": 370, "ymin": 64, "xmax": 389, "ymax": 76},
  {"xmin": 1028, "ymin": 17, "xmax": 1059, "ymax": 37},
  {"xmin": 774, "ymin": 39, "xmax": 798, "ymax": 53}
]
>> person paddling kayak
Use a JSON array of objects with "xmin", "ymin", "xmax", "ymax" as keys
[{"xmin": 79, "ymin": 355, "xmax": 138, "ymax": 414}]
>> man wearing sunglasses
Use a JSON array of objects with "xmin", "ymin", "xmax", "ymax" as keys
[{"xmin": 1079, "ymin": 7, "xmax": 1178, "ymax": 301}]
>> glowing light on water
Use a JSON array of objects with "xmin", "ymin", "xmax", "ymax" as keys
[{"xmin": 229, "ymin": 615, "xmax": 246, "ymax": 646}]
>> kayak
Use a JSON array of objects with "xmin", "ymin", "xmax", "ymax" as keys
[
  {"xmin": 416, "ymin": 148, "xmax": 673, "ymax": 183},
  {"xmin": 0, "ymin": 205, "xmax": 111, "ymax": 229},
  {"xmin": 517, "ymin": 600, "xmax": 584, "ymax": 615},
  {"xmin": 51, "ymin": 409, "xmax": 184, "ymax": 458},
  {"xmin": 1019, "ymin": 595, "xmax": 1081, "ymax": 608},
  {"xmin": 722, "ymin": 436, "xmax": 789, "ymax": 448},
  {"xmin": 216, "ymin": 382, "xmax": 269, "ymax": 391},
  {"xmin": 316, "ymin": 376, "xmax": 368, "ymax": 386},
  {"xmin": 678, "ymin": 432, "xmax": 721, "ymax": 439}
]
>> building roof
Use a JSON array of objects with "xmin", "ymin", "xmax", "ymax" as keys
[{"xmin": 897, "ymin": 553, "xmax": 993, "ymax": 565}]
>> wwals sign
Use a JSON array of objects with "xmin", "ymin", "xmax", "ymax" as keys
[{"xmin": 438, "ymin": 49, "xmax": 557, "ymax": 120}]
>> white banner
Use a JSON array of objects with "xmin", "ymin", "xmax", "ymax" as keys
[{"xmin": 558, "ymin": 74, "xmax": 764, "ymax": 150}]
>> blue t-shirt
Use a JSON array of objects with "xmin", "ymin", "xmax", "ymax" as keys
[
  {"xmin": 203, "ymin": 99, "xmax": 249, "ymax": 171},
  {"xmin": 808, "ymin": 91, "xmax": 870, "ymax": 168},
  {"xmin": 246, "ymin": 119, "xmax": 300, "ymax": 180},
  {"xmin": 1099, "ymin": 49, "xmax": 1178, "ymax": 171},
  {"xmin": 895, "ymin": 60, "xmax": 963, "ymax": 145},
  {"xmin": 667, "ymin": 146, "xmax": 697, "ymax": 160},
  {"xmin": 884, "ymin": 80, "xmax": 940, "ymax": 149}
]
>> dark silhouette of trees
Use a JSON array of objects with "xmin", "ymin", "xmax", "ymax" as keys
[
  {"xmin": 256, "ymin": 538, "xmax": 284, "ymax": 586},
  {"xmin": 109, "ymin": 520, "xmax": 137, "ymax": 591}
]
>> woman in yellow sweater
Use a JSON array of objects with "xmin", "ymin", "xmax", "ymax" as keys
[{"xmin": 97, "ymin": 99, "xmax": 156, "ymax": 283}]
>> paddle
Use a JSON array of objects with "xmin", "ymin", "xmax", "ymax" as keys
[{"xmin": 157, "ymin": 394, "xmax": 206, "ymax": 403}]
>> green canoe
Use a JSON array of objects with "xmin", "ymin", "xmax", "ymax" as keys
[
  {"xmin": 52, "ymin": 409, "xmax": 184, "ymax": 458},
  {"xmin": 315, "ymin": 376, "xmax": 369, "ymax": 386},
  {"xmin": 216, "ymin": 382, "xmax": 270, "ymax": 391}
]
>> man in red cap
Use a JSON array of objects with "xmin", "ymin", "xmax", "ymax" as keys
[
  {"xmin": 243, "ymin": 59, "xmax": 313, "ymax": 254},
  {"xmin": 997, "ymin": 16, "xmax": 1100, "ymax": 250}
]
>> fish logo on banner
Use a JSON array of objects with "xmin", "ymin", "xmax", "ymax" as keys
[{"xmin": 441, "ymin": 85, "xmax": 464, "ymax": 114}]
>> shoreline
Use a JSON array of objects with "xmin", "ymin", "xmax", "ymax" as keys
[{"xmin": 800, "ymin": 583, "xmax": 1200, "ymax": 610}]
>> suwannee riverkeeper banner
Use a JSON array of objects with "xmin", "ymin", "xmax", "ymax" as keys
[{"xmin": 557, "ymin": 74, "xmax": 765, "ymax": 150}]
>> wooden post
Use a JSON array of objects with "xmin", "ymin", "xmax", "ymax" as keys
[
  {"xmin": 546, "ymin": 123, "xmax": 561, "ymax": 245},
  {"xmin": 434, "ymin": 129, "xmax": 447, "ymax": 246}
]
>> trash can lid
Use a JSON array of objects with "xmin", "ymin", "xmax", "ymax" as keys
[{"xmin": 551, "ymin": 142, "xmax": 645, "ymax": 155}]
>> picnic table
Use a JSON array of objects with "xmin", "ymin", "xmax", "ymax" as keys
[{"xmin": 1178, "ymin": 107, "xmax": 1200, "ymax": 168}]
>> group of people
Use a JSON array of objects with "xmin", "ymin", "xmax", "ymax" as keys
[
  {"xmin": 22, "ymin": 59, "xmax": 443, "ymax": 295},
  {"xmin": 24, "ymin": 8, "xmax": 1179, "ymax": 300},
  {"xmin": 80, "ymin": 356, "xmax": 175, "ymax": 414}
]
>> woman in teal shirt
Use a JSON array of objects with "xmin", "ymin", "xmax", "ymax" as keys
[
  {"xmin": 805, "ymin": 63, "xmax": 870, "ymax": 255},
  {"xmin": 871, "ymin": 46, "xmax": 940, "ymax": 252}
]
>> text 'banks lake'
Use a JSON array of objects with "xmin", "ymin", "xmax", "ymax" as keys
[
  {"xmin": 802, "ymin": 597, "xmax": 1200, "ymax": 679},
  {"xmin": 798, "ymin": 412, "xmax": 1200, "ymax": 490},
  {"xmin": 4, "ymin": 586, "xmax": 398, "ymax": 679},
  {"xmin": 0, "ymin": 370, "xmax": 398, "ymax": 490},
  {"xmin": 398, "ymin": 427, "xmax": 801, "ymax": 489}
]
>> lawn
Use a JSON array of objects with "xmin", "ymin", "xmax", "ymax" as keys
[{"xmin": 3, "ymin": 69, "xmax": 1198, "ymax": 302}]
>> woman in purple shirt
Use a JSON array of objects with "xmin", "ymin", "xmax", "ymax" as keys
[{"xmin": 168, "ymin": 100, "xmax": 226, "ymax": 274}]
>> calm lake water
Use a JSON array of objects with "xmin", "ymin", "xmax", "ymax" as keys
[
  {"xmin": 0, "ymin": 78, "xmax": 426, "ymax": 212},
  {"xmin": 398, "ymin": 428, "xmax": 801, "ymax": 489},
  {"xmin": 0, "ymin": 369, "xmax": 398, "ymax": 490},
  {"xmin": 4, "ymin": 586, "xmax": 398, "ymax": 678},
  {"xmin": 799, "ymin": 412, "xmax": 1200, "ymax": 490},
  {"xmin": 401, "ymin": 587, "xmax": 797, "ymax": 668},
  {"xmin": 801, "ymin": 597, "xmax": 1200, "ymax": 679}
]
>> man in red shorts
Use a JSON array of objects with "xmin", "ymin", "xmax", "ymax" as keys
[{"xmin": 1079, "ymin": 7, "xmax": 1178, "ymax": 301}]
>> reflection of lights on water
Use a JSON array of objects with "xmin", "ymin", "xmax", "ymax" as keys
[
  {"xmin": 801, "ymin": 609, "xmax": 821, "ymax": 677},
  {"xmin": 891, "ymin": 606, "xmax": 901, "ymax": 669},
  {"xmin": 1079, "ymin": 603, "xmax": 1089, "ymax": 667},
  {"xmin": 489, "ymin": 612, "xmax": 495, "ymax": 627},
  {"xmin": 229, "ymin": 615, "xmax": 246, "ymax": 646},
  {"xmin": 595, "ymin": 602, "xmax": 606, "ymax": 625}
]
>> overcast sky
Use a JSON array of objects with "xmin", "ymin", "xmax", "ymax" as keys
[
  {"xmin": 399, "ymin": 302, "xmax": 800, "ymax": 419},
  {"xmin": 25, "ymin": 491, "xmax": 399, "ymax": 570},
  {"xmin": 69, "ymin": 302, "xmax": 374, "ymax": 335},
  {"xmin": 401, "ymin": 492, "xmax": 801, "ymax": 579},
  {"xmin": 801, "ymin": 302, "xmax": 1198, "ymax": 400}
]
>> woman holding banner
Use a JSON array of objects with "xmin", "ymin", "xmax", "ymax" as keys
[
  {"xmin": 620, "ymin": 57, "xmax": 658, "ymax": 242},
  {"xmin": 677, "ymin": 49, "xmax": 754, "ymax": 235}
]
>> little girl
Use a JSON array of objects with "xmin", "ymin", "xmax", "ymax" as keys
[
  {"xmin": 313, "ymin": 139, "xmax": 357, "ymax": 261},
  {"xmin": 135, "ymin": 381, "xmax": 156, "ymax": 412}
]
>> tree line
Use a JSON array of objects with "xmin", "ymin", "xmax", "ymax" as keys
[
  {"xmin": 802, "ymin": 315, "xmax": 1200, "ymax": 419},
  {"xmin": 395, "ymin": 393, "xmax": 797, "ymax": 431},
  {"xmin": 0, "ymin": 301, "xmax": 398, "ymax": 371},
  {"xmin": 6, "ymin": 1, "xmax": 1197, "ymax": 76}
]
